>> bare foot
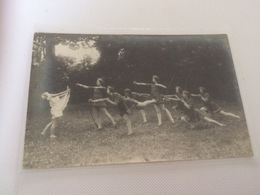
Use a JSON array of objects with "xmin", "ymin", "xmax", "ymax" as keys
[
  {"xmin": 127, "ymin": 132, "xmax": 133, "ymax": 136},
  {"xmin": 50, "ymin": 134, "xmax": 56, "ymax": 139},
  {"xmin": 41, "ymin": 131, "xmax": 46, "ymax": 135}
]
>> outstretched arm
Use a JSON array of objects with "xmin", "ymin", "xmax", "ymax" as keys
[
  {"xmin": 191, "ymin": 94, "xmax": 201, "ymax": 97},
  {"xmin": 123, "ymin": 97, "xmax": 138, "ymax": 104},
  {"xmin": 105, "ymin": 98, "xmax": 118, "ymax": 106},
  {"xmin": 51, "ymin": 86, "xmax": 70, "ymax": 97},
  {"xmin": 133, "ymin": 81, "xmax": 151, "ymax": 86},
  {"xmin": 89, "ymin": 98, "xmax": 107, "ymax": 103},
  {"xmin": 181, "ymin": 99, "xmax": 192, "ymax": 109},
  {"xmin": 155, "ymin": 83, "xmax": 166, "ymax": 89}
]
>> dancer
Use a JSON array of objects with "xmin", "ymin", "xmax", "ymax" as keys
[
  {"xmin": 124, "ymin": 88, "xmax": 151, "ymax": 123},
  {"xmin": 191, "ymin": 87, "xmax": 241, "ymax": 119},
  {"xmin": 164, "ymin": 86, "xmax": 185, "ymax": 112},
  {"xmin": 133, "ymin": 75, "xmax": 175, "ymax": 126},
  {"xmin": 178, "ymin": 90, "xmax": 226, "ymax": 129},
  {"xmin": 41, "ymin": 86, "xmax": 70, "ymax": 138},
  {"xmin": 76, "ymin": 78, "xmax": 117, "ymax": 130},
  {"xmin": 90, "ymin": 86, "xmax": 156, "ymax": 135}
]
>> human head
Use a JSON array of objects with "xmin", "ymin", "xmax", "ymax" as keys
[
  {"xmin": 182, "ymin": 90, "xmax": 190, "ymax": 99},
  {"xmin": 96, "ymin": 78, "xmax": 104, "ymax": 86},
  {"xmin": 124, "ymin": 88, "xmax": 131, "ymax": 96},
  {"xmin": 152, "ymin": 75, "xmax": 159, "ymax": 83},
  {"xmin": 107, "ymin": 86, "xmax": 115, "ymax": 95},
  {"xmin": 175, "ymin": 86, "xmax": 182, "ymax": 93},
  {"xmin": 41, "ymin": 92, "xmax": 51, "ymax": 100},
  {"xmin": 199, "ymin": 87, "xmax": 206, "ymax": 93}
]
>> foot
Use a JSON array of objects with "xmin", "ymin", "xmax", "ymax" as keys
[
  {"xmin": 112, "ymin": 122, "xmax": 118, "ymax": 128},
  {"xmin": 220, "ymin": 124, "xmax": 226, "ymax": 127},
  {"xmin": 127, "ymin": 132, "xmax": 133, "ymax": 136},
  {"xmin": 143, "ymin": 121, "xmax": 147, "ymax": 124},
  {"xmin": 50, "ymin": 134, "xmax": 56, "ymax": 139},
  {"xmin": 158, "ymin": 123, "xmax": 162, "ymax": 126},
  {"xmin": 190, "ymin": 125, "xmax": 195, "ymax": 129},
  {"xmin": 41, "ymin": 131, "xmax": 46, "ymax": 135}
]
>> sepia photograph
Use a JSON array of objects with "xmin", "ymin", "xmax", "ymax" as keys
[{"xmin": 23, "ymin": 33, "xmax": 253, "ymax": 169}]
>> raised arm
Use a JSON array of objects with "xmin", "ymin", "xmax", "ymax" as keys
[{"xmin": 51, "ymin": 87, "xmax": 70, "ymax": 97}]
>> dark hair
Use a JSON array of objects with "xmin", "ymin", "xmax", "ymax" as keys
[
  {"xmin": 107, "ymin": 86, "xmax": 115, "ymax": 93},
  {"xmin": 153, "ymin": 75, "xmax": 159, "ymax": 82},
  {"xmin": 97, "ymin": 78, "xmax": 104, "ymax": 86},
  {"xmin": 175, "ymin": 86, "xmax": 182, "ymax": 91},
  {"xmin": 182, "ymin": 90, "xmax": 190, "ymax": 98},
  {"xmin": 199, "ymin": 87, "xmax": 206, "ymax": 93}
]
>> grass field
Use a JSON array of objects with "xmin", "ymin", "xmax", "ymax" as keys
[{"xmin": 23, "ymin": 101, "xmax": 253, "ymax": 169}]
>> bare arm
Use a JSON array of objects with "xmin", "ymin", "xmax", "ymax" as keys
[
  {"xmin": 133, "ymin": 81, "xmax": 151, "ymax": 86},
  {"xmin": 181, "ymin": 99, "xmax": 192, "ymax": 109},
  {"xmin": 51, "ymin": 86, "xmax": 70, "ymax": 97},
  {"xmin": 123, "ymin": 97, "xmax": 138, "ymax": 104},
  {"xmin": 105, "ymin": 98, "xmax": 118, "ymax": 106},
  {"xmin": 191, "ymin": 94, "xmax": 201, "ymax": 97},
  {"xmin": 89, "ymin": 98, "xmax": 107, "ymax": 103},
  {"xmin": 155, "ymin": 83, "xmax": 166, "ymax": 89}
]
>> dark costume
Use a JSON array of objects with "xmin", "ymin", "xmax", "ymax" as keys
[
  {"xmin": 92, "ymin": 87, "xmax": 107, "ymax": 107},
  {"xmin": 201, "ymin": 92, "xmax": 221, "ymax": 113},
  {"xmin": 110, "ymin": 93, "xmax": 135, "ymax": 116},
  {"xmin": 182, "ymin": 98, "xmax": 205, "ymax": 122},
  {"xmin": 150, "ymin": 84, "xmax": 164, "ymax": 104}
]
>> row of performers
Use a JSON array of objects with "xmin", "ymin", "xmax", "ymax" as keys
[{"xmin": 40, "ymin": 75, "xmax": 240, "ymax": 138}]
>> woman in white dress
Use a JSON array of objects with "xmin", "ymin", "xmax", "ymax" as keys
[{"xmin": 40, "ymin": 86, "xmax": 70, "ymax": 138}]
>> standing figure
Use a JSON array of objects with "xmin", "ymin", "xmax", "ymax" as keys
[
  {"xmin": 90, "ymin": 86, "xmax": 156, "ymax": 135},
  {"xmin": 76, "ymin": 78, "xmax": 117, "ymax": 130},
  {"xmin": 123, "ymin": 88, "xmax": 151, "ymax": 123},
  {"xmin": 41, "ymin": 86, "xmax": 71, "ymax": 138},
  {"xmin": 192, "ymin": 87, "xmax": 241, "ymax": 119},
  {"xmin": 180, "ymin": 90, "xmax": 226, "ymax": 129},
  {"xmin": 134, "ymin": 75, "xmax": 175, "ymax": 126}
]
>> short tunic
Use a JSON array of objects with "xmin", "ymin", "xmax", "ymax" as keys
[
  {"xmin": 50, "ymin": 96, "xmax": 63, "ymax": 119},
  {"xmin": 111, "ymin": 93, "xmax": 131, "ymax": 116},
  {"xmin": 182, "ymin": 98, "xmax": 205, "ymax": 122},
  {"xmin": 150, "ymin": 84, "xmax": 164, "ymax": 104},
  {"xmin": 201, "ymin": 93, "xmax": 221, "ymax": 113},
  {"xmin": 92, "ymin": 87, "xmax": 107, "ymax": 108}
]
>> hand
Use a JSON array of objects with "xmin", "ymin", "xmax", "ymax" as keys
[
  {"xmin": 89, "ymin": 99, "xmax": 92, "ymax": 102},
  {"xmin": 76, "ymin": 83, "xmax": 80, "ymax": 87},
  {"xmin": 133, "ymin": 81, "xmax": 137, "ymax": 85}
]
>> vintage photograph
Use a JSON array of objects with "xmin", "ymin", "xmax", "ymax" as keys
[{"xmin": 23, "ymin": 33, "xmax": 252, "ymax": 169}]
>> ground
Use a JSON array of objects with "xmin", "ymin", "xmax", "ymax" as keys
[{"xmin": 23, "ymin": 101, "xmax": 253, "ymax": 169}]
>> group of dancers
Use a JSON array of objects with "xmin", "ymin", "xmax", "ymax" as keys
[{"xmin": 41, "ymin": 75, "xmax": 241, "ymax": 138}]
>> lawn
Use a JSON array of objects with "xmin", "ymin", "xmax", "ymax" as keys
[{"xmin": 23, "ymin": 101, "xmax": 253, "ymax": 169}]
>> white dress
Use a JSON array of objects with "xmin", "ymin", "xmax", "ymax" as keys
[{"xmin": 49, "ymin": 89, "xmax": 70, "ymax": 119}]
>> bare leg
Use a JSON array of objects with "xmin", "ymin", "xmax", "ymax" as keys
[
  {"xmin": 50, "ymin": 119, "xmax": 57, "ymax": 138},
  {"xmin": 138, "ymin": 99, "xmax": 156, "ymax": 107},
  {"xmin": 101, "ymin": 107, "xmax": 116, "ymax": 125},
  {"xmin": 200, "ymin": 107, "xmax": 208, "ymax": 115},
  {"xmin": 93, "ymin": 107, "xmax": 102, "ymax": 129},
  {"xmin": 41, "ymin": 121, "xmax": 53, "ymax": 135},
  {"xmin": 161, "ymin": 104, "xmax": 175, "ymax": 124},
  {"xmin": 181, "ymin": 116, "xmax": 195, "ymax": 129},
  {"xmin": 219, "ymin": 110, "xmax": 241, "ymax": 119},
  {"xmin": 140, "ymin": 109, "xmax": 147, "ymax": 123},
  {"xmin": 154, "ymin": 104, "xmax": 162, "ymax": 126},
  {"xmin": 203, "ymin": 116, "xmax": 226, "ymax": 127},
  {"xmin": 123, "ymin": 114, "xmax": 133, "ymax": 135}
]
